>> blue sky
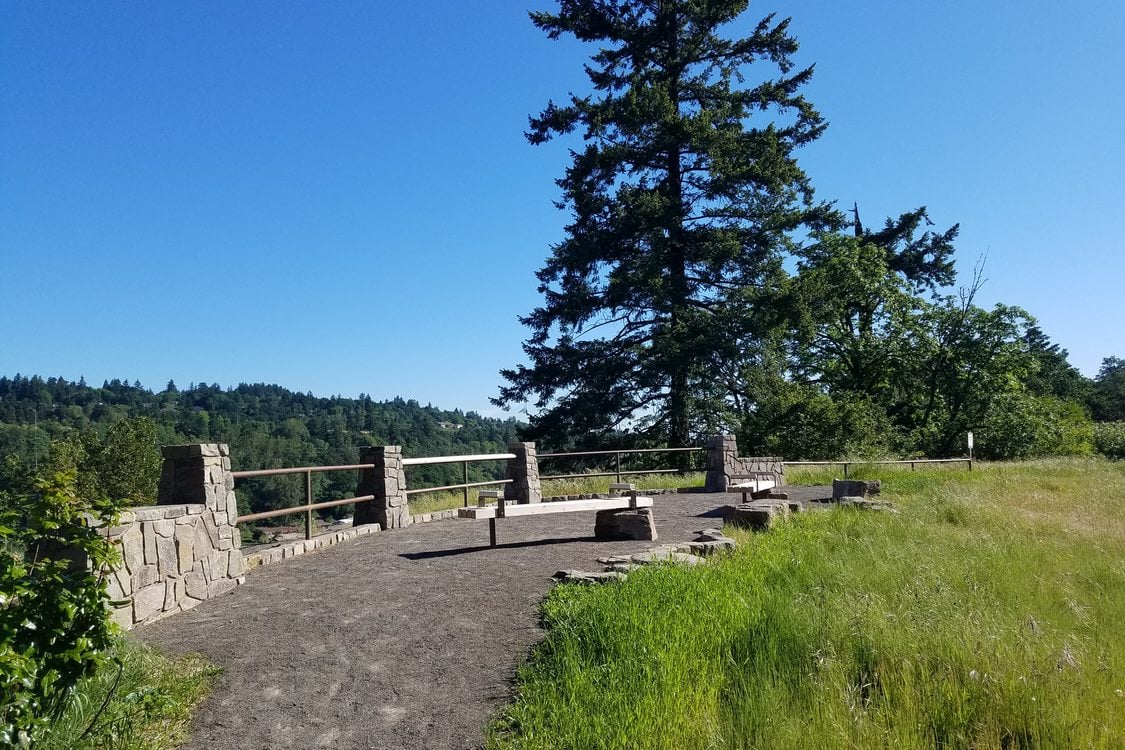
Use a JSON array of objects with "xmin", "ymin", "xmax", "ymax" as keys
[{"xmin": 2, "ymin": 1, "xmax": 1122, "ymax": 417}]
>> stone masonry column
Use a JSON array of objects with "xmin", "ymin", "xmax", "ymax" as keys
[
  {"xmin": 157, "ymin": 443, "xmax": 242, "ymax": 562},
  {"xmin": 504, "ymin": 441, "xmax": 542, "ymax": 505},
  {"xmin": 705, "ymin": 435, "xmax": 740, "ymax": 492},
  {"xmin": 355, "ymin": 446, "xmax": 409, "ymax": 529}
]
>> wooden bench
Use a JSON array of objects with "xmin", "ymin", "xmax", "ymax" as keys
[{"xmin": 459, "ymin": 487, "xmax": 653, "ymax": 547}]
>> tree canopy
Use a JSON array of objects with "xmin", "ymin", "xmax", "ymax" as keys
[{"xmin": 496, "ymin": 0, "xmax": 837, "ymax": 451}]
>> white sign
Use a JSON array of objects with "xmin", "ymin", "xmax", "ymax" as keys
[{"xmin": 967, "ymin": 431, "xmax": 974, "ymax": 450}]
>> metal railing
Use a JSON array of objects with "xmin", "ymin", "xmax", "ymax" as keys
[
  {"xmin": 233, "ymin": 463, "xmax": 376, "ymax": 540},
  {"xmin": 538, "ymin": 446, "xmax": 704, "ymax": 483},
  {"xmin": 783, "ymin": 457, "xmax": 972, "ymax": 479},
  {"xmin": 402, "ymin": 452, "xmax": 515, "ymax": 507}
]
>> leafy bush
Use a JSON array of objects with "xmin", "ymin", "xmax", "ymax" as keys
[
  {"xmin": 978, "ymin": 393, "xmax": 1094, "ymax": 460},
  {"xmin": 0, "ymin": 471, "xmax": 122, "ymax": 747},
  {"xmin": 1094, "ymin": 421, "xmax": 1125, "ymax": 459}
]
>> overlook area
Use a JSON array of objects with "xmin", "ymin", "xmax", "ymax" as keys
[{"xmin": 3, "ymin": 0, "xmax": 1124, "ymax": 748}]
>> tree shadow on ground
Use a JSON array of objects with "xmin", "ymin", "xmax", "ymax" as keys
[{"xmin": 398, "ymin": 536, "xmax": 602, "ymax": 560}]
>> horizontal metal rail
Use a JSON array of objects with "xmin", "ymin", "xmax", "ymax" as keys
[
  {"xmin": 237, "ymin": 495, "xmax": 376, "ymax": 524},
  {"xmin": 402, "ymin": 452, "xmax": 518, "ymax": 507},
  {"xmin": 402, "ymin": 453, "xmax": 516, "ymax": 466},
  {"xmin": 544, "ymin": 467, "xmax": 699, "ymax": 481},
  {"xmin": 405, "ymin": 479, "xmax": 512, "ymax": 496},
  {"xmin": 784, "ymin": 457, "xmax": 971, "ymax": 478},
  {"xmin": 539, "ymin": 446, "xmax": 704, "ymax": 484},
  {"xmin": 538, "ymin": 447, "xmax": 702, "ymax": 458},
  {"xmin": 232, "ymin": 463, "xmax": 372, "ymax": 479},
  {"xmin": 232, "ymin": 462, "xmax": 378, "ymax": 540}
]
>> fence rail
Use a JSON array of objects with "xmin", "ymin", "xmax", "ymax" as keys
[
  {"xmin": 783, "ymin": 457, "xmax": 972, "ymax": 478},
  {"xmin": 232, "ymin": 463, "xmax": 377, "ymax": 540},
  {"xmin": 402, "ymin": 452, "xmax": 516, "ymax": 507},
  {"xmin": 539, "ymin": 446, "xmax": 704, "ymax": 484}
]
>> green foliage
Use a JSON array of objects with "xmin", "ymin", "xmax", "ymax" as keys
[
  {"xmin": 496, "ymin": 0, "xmax": 838, "ymax": 451},
  {"xmin": 0, "ymin": 472, "xmax": 122, "ymax": 747},
  {"xmin": 1094, "ymin": 421, "xmax": 1125, "ymax": 459},
  {"xmin": 0, "ymin": 377, "xmax": 521, "ymax": 523},
  {"xmin": 1090, "ymin": 356, "xmax": 1125, "ymax": 421},
  {"xmin": 39, "ymin": 641, "xmax": 217, "ymax": 750},
  {"xmin": 978, "ymin": 393, "xmax": 1094, "ymax": 460},
  {"xmin": 489, "ymin": 459, "xmax": 1125, "ymax": 748}
]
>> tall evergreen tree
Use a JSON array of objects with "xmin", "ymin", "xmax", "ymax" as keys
[{"xmin": 496, "ymin": 0, "xmax": 837, "ymax": 450}]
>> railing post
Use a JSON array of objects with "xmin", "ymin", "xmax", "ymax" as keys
[
  {"xmin": 844, "ymin": 462, "xmax": 850, "ymax": 479},
  {"xmin": 615, "ymin": 452, "xmax": 622, "ymax": 483},
  {"xmin": 355, "ymin": 446, "xmax": 409, "ymax": 529},
  {"xmin": 504, "ymin": 442, "xmax": 542, "ymax": 505},
  {"xmin": 304, "ymin": 470, "xmax": 313, "ymax": 540},
  {"xmin": 463, "ymin": 461, "xmax": 470, "ymax": 507}
]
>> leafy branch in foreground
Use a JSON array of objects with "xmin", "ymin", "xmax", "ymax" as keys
[{"xmin": 0, "ymin": 471, "xmax": 122, "ymax": 747}]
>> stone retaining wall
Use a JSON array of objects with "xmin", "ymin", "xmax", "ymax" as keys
[
  {"xmin": 103, "ymin": 443, "xmax": 246, "ymax": 629},
  {"xmin": 105, "ymin": 502, "xmax": 244, "ymax": 628}
]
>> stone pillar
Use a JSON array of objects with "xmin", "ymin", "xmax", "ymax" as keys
[
  {"xmin": 157, "ymin": 443, "xmax": 242, "ymax": 558},
  {"xmin": 705, "ymin": 435, "xmax": 739, "ymax": 492},
  {"xmin": 504, "ymin": 441, "xmax": 541, "ymax": 505},
  {"xmin": 355, "ymin": 446, "xmax": 409, "ymax": 529}
]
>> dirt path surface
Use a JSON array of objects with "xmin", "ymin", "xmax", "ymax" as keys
[{"xmin": 138, "ymin": 487, "xmax": 828, "ymax": 750}]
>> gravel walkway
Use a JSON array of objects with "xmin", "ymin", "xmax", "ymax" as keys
[{"xmin": 138, "ymin": 487, "xmax": 828, "ymax": 750}]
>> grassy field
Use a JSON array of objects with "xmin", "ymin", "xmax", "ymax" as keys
[
  {"xmin": 487, "ymin": 458, "xmax": 1125, "ymax": 749},
  {"xmin": 41, "ymin": 639, "xmax": 218, "ymax": 750}
]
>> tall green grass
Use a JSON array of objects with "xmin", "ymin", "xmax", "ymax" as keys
[
  {"xmin": 488, "ymin": 458, "xmax": 1125, "ymax": 749},
  {"xmin": 41, "ymin": 639, "xmax": 218, "ymax": 750}
]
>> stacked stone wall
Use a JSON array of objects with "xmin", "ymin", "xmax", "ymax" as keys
[
  {"xmin": 504, "ymin": 442, "xmax": 542, "ymax": 505},
  {"xmin": 104, "ymin": 503, "xmax": 244, "ymax": 628},
  {"xmin": 101, "ymin": 443, "xmax": 245, "ymax": 629}
]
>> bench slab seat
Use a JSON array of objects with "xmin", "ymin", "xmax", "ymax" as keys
[{"xmin": 458, "ymin": 496, "xmax": 653, "ymax": 520}]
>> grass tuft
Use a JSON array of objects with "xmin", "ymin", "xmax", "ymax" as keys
[{"xmin": 41, "ymin": 638, "xmax": 219, "ymax": 750}]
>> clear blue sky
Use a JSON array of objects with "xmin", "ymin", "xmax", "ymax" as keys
[{"xmin": 3, "ymin": 1, "xmax": 1123, "ymax": 417}]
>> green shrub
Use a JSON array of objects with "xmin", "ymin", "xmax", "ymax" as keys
[
  {"xmin": 1094, "ymin": 421, "xmax": 1125, "ymax": 458},
  {"xmin": 978, "ymin": 393, "xmax": 1093, "ymax": 460},
  {"xmin": 0, "ymin": 471, "xmax": 122, "ymax": 747}
]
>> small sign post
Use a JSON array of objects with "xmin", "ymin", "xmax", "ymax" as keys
[{"xmin": 967, "ymin": 431, "xmax": 974, "ymax": 471}]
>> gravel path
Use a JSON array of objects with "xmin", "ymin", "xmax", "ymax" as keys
[{"xmin": 137, "ymin": 487, "xmax": 828, "ymax": 750}]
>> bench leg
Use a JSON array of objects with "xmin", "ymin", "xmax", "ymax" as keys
[{"xmin": 489, "ymin": 518, "xmax": 496, "ymax": 548}]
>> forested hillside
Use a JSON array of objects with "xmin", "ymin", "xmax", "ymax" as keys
[{"xmin": 0, "ymin": 376, "xmax": 521, "ymax": 519}]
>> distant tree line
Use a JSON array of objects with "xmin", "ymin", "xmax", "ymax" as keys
[{"xmin": 0, "ymin": 377, "xmax": 521, "ymax": 523}]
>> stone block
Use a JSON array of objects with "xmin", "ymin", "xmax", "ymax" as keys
[
  {"xmin": 594, "ymin": 507, "xmax": 658, "ymax": 541},
  {"xmin": 153, "ymin": 519, "xmax": 175, "ymax": 538},
  {"xmin": 133, "ymin": 583, "xmax": 166, "ymax": 623},
  {"xmin": 724, "ymin": 502, "xmax": 787, "ymax": 530},
  {"xmin": 193, "ymin": 520, "xmax": 213, "ymax": 561},
  {"xmin": 163, "ymin": 579, "xmax": 178, "ymax": 611},
  {"xmin": 184, "ymin": 570, "xmax": 208, "ymax": 600},
  {"xmin": 120, "ymin": 524, "xmax": 143, "ymax": 574},
  {"xmin": 130, "ymin": 564, "xmax": 158, "ymax": 591},
  {"xmin": 227, "ymin": 550, "xmax": 244, "ymax": 577},
  {"xmin": 142, "ymin": 523, "xmax": 158, "ymax": 565},
  {"xmin": 133, "ymin": 506, "xmax": 167, "ymax": 522},
  {"xmin": 174, "ymin": 524, "xmax": 195, "ymax": 575},
  {"xmin": 552, "ymin": 570, "xmax": 627, "ymax": 585},
  {"xmin": 156, "ymin": 536, "xmax": 178, "ymax": 577},
  {"xmin": 110, "ymin": 605, "xmax": 133, "ymax": 630},
  {"xmin": 832, "ymin": 479, "xmax": 881, "ymax": 500},
  {"xmin": 209, "ymin": 578, "xmax": 237, "ymax": 598},
  {"xmin": 180, "ymin": 595, "xmax": 203, "ymax": 612}
]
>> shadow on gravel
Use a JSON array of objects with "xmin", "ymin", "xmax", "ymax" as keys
[{"xmin": 398, "ymin": 536, "xmax": 599, "ymax": 560}]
